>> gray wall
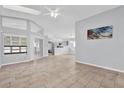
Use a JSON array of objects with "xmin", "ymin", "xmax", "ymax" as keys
[{"xmin": 76, "ymin": 6, "xmax": 124, "ymax": 71}]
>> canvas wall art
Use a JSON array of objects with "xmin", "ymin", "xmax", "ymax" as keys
[{"xmin": 87, "ymin": 25, "xmax": 113, "ymax": 40}]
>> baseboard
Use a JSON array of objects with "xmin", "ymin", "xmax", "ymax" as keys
[
  {"xmin": 1, "ymin": 55, "xmax": 48, "ymax": 67},
  {"xmin": 2, "ymin": 59, "xmax": 33, "ymax": 66},
  {"xmin": 76, "ymin": 60, "xmax": 124, "ymax": 74}
]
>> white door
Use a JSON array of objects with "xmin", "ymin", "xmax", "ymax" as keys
[{"xmin": 34, "ymin": 38, "xmax": 43, "ymax": 57}]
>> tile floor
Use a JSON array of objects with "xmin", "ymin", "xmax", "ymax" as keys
[{"xmin": 0, "ymin": 55, "xmax": 124, "ymax": 88}]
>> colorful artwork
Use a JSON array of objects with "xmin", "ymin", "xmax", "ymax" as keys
[{"xmin": 87, "ymin": 26, "xmax": 113, "ymax": 40}]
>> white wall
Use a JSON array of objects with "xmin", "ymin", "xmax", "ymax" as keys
[
  {"xmin": 76, "ymin": 6, "xmax": 124, "ymax": 71},
  {"xmin": 68, "ymin": 40, "xmax": 75, "ymax": 55},
  {"xmin": 55, "ymin": 46, "xmax": 69, "ymax": 55},
  {"xmin": 0, "ymin": 31, "xmax": 1, "ymax": 66},
  {"xmin": 43, "ymin": 36, "xmax": 49, "ymax": 56},
  {"xmin": 0, "ymin": 16, "xmax": 2, "ymax": 66},
  {"xmin": 53, "ymin": 41, "xmax": 69, "ymax": 55}
]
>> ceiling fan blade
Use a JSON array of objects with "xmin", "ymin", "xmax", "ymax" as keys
[
  {"xmin": 44, "ymin": 6, "xmax": 52, "ymax": 12},
  {"xmin": 55, "ymin": 8, "xmax": 60, "ymax": 12}
]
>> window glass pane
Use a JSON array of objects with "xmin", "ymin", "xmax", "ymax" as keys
[
  {"xmin": 12, "ymin": 47, "xmax": 19, "ymax": 50},
  {"xmin": 12, "ymin": 36, "xmax": 19, "ymax": 45},
  {"xmin": 12, "ymin": 49, "xmax": 20, "ymax": 53},
  {"xmin": 4, "ymin": 50, "xmax": 11, "ymax": 53},
  {"xmin": 4, "ymin": 47, "xmax": 11, "ymax": 50},
  {"xmin": 4, "ymin": 36, "xmax": 11, "ymax": 45},
  {"xmin": 12, "ymin": 47, "xmax": 20, "ymax": 53},
  {"xmin": 21, "ymin": 47, "xmax": 27, "ymax": 52},
  {"xmin": 4, "ymin": 47, "xmax": 11, "ymax": 53},
  {"xmin": 4, "ymin": 35, "xmax": 27, "ymax": 54},
  {"xmin": 20, "ymin": 37, "xmax": 27, "ymax": 45}
]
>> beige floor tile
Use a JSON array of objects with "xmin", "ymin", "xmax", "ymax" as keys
[
  {"xmin": 85, "ymin": 80, "xmax": 101, "ymax": 88},
  {"xmin": 100, "ymin": 78, "xmax": 115, "ymax": 88},
  {"xmin": 115, "ymin": 77, "xmax": 124, "ymax": 88},
  {"xmin": 0, "ymin": 55, "xmax": 123, "ymax": 88}
]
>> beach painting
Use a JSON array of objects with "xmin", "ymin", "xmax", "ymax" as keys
[{"xmin": 87, "ymin": 25, "xmax": 113, "ymax": 40}]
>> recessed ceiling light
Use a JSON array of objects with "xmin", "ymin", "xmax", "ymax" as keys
[{"xmin": 3, "ymin": 5, "xmax": 41, "ymax": 15}]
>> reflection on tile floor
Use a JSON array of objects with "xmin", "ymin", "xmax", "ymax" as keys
[{"xmin": 0, "ymin": 55, "xmax": 124, "ymax": 88}]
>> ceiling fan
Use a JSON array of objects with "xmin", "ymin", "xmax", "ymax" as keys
[{"xmin": 44, "ymin": 6, "xmax": 61, "ymax": 18}]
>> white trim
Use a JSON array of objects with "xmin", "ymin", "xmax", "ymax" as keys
[
  {"xmin": 1, "ymin": 55, "xmax": 48, "ymax": 66},
  {"xmin": 3, "ymin": 6, "xmax": 41, "ymax": 15},
  {"xmin": 2, "ymin": 59, "xmax": 33, "ymax": 66},
  {"xmin": 76, "ymin": 60, "xmax": 124, "ymax": 74},
  {"xmin": 3, "ymin": 34, "xmax": 27, "ymax": 37}
]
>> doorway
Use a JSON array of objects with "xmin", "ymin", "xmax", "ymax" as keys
[{"xmin": 48, "ymin": 41, "xmax": 54, "ymax": 56}]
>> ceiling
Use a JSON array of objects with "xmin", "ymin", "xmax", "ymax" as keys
[{"xmin": 0, "ymin": 5, "xmax": 120, "ymax": 41}]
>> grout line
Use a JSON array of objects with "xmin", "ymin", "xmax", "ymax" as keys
[
  {"xmin": 83, "ymin": 73, "xmax": 95, "ymax": 88},
  {"xmin": 99, "ymin": 75, "xmax": 106, "ymax": 88},
  {"xmin": 114, "ymin": 73, "xmax": 119, "ymax": 88}
]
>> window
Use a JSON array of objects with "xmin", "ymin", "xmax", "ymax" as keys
[
  {"xmin": 4, "ymin": 36, "xmax": 11, "ymax": 45},
  {"xmin": 20, "ymin": 47, "xmax": 27, "ymax": 52},
  {"xmin": 11, "ymin": 36, "xmax": 19, "ymax": 45},
  {"xmin": 2, "ymin": 17, "xmax": 27, "ymax": 30},
  {"xmin": 12, "ymin": 47, "xmax": 20, "ymax": 53},
  {"xmin": 4, "ymin": 35, "xmax": 27, "ymax": 55},
  {"xmin": 4, "ymin": 47, "xmax": 11, "ymax": 54},
  {"xmin": 20, "ymin": 37, "xmax": 27, "ymax": 45}
]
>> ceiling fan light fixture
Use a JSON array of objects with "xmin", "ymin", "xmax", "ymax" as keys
[{"xmin": 44, "ymin": 6, "xmax": 61, "ymax": 18}]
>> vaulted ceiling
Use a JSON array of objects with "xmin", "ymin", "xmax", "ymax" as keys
[{"xmin": 0, "ymin": 5, "xmax": 119, "ymax": 40}]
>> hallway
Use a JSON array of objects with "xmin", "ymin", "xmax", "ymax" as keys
[{"xmin": 0, "ymin": 55, "xmax": 124, "ymax": 88}]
